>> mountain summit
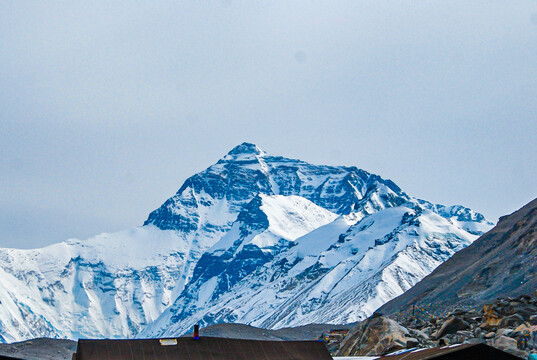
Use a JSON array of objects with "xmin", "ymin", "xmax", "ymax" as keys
[
  {"xmin": 226, "ymin": 142, "xmax": 264, "ymax": 156},
  {"xmin": 0, "ymin": 144, "xmax": 493, "ymax": 342},
  {"xmin": 143, "ymin": 143, "xmax": 407, "ymax": 232}
]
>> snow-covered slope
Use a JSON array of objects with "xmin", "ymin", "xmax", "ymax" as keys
[
  {"xmin": 0, "ymin": 227, "xmax": 200, "ymax": 342},
  {"xmin": 139, "ymin": 202, "xmax": 484, "ymax": 338},
  {"xmin": 0, "ymin": 143, "xmax": 493, "ymax": 342}
]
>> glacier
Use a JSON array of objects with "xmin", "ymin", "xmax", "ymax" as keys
[{"xmin": 0, "ymin": 143, "xmax": 493, "ymax": 342}]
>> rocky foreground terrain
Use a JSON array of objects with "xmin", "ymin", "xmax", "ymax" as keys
[
  {"xmin": 0, "ymin": 338, "xmax": 76, "ymax": 360},
  {"xmin": 336, "ymin": 294, "xmax": 537, "ymax": 359}
]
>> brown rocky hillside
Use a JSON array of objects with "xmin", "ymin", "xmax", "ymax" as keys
[{"xmin": 379, "ymin": 197, "xmax": 537, "ymax": 315}]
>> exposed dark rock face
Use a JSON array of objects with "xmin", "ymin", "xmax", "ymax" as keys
[
  {"xmin": 379, "ymin": 198, "xmax": 537, "ymax": 315},
  {"xmin": 144, "ymin": 142, "xmax": 411, "ymax": 231}
]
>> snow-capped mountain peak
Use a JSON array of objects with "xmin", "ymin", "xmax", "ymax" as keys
[
  {"xmin": 221, "ymin": 142, "xmax": 266, "ymax": 160},
  {"xmin": 0, "ymin": 144, "xmax": 493, "ymax": 343}
]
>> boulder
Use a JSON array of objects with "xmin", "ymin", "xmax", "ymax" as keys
[
  {"xmin": 482, "ymin": 304, "xmax": 502, "ymax": 328},
  {"xmin": 457, "ymin": 330, "xmax": 474, "ymax": 338},
  {"xmin": 433, "ymin": 317, "xmax": 469, "ymax": 339},
  {"xmin": 405, "ymin": 338, "xmax": 419, "ymax": 348},
  {"xmin": 464, "ymin": 338, "xmax": 485, "ymax": 344},
  {"xmin": 483, "ymin": 298, "xmax": 537, "ymax": 322},
  {"xmin": 494, "ymin": 335, "xmax": 518, "ymax": 350},
  {"xmin": 408, "ymin": 328, "xmax": 430, "ymax": 340},
  {"xmin": 447, "ymin": 309, "xmax": 466, "ymax": 317},
  {"xmin": 473, "ymin": 327, "xmax": 485, "ymax": 339},
  {"xmin": 510, "ymin": 303, "xmax": 537, "ymax": 320},
  {"xmin": 337, "ymin": 316, "xmax": 420, "ymax": 356},
  {"xmin": 445, "ymin": 331, "xmax": 472, "ymax": 345},
  {"xmin": 496, "ymin": 328, "xmax": 513, "ymax": 337},
  {"xmin": 500, "ymin": 313, "xmax": 525, "ymax": 328},
  {"xmin": 421, "ymin": 326, "xmax": 434, "ymax": 336},
  {"xmin": 511, "ymin": 324, "xmax": 532, "ymax": 337}
]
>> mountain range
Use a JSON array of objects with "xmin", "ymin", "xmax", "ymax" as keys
[{"xmin": 0, "ymin": 143, "xmax": 493, "ymax": 343}]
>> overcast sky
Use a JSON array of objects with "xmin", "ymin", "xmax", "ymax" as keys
[{"xmin": 1, "ymin": 1, "xmax": 536, "ymax": 248}]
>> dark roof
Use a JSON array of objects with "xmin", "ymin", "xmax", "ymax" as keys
[
  {"xmin": 378, "ymin": 343, "xmax": 521, "ymax": 360},
  {"xmin": 0, "ymin": 356, "xmax": 25, "ymax": 360},
  {"xmin": 75, "ymin": 337, "xmax": 332, "ymax": 360}
]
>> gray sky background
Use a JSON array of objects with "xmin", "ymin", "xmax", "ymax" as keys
[{"xmin": 1, "ymin": 1, "xmax": 536, "ymax": 248}]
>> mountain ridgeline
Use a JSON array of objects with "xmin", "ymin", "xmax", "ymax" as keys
[
  {"xmin": 0, "ymin": 143, "xmax": 493, "ymax": 343},
  {"xmin": 144, "ymin": 142, "xmax": 406, "ymax": 231},
  {"xmin": 379, "ymin": 197, "xmax": 537, "ymax": 316}
]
